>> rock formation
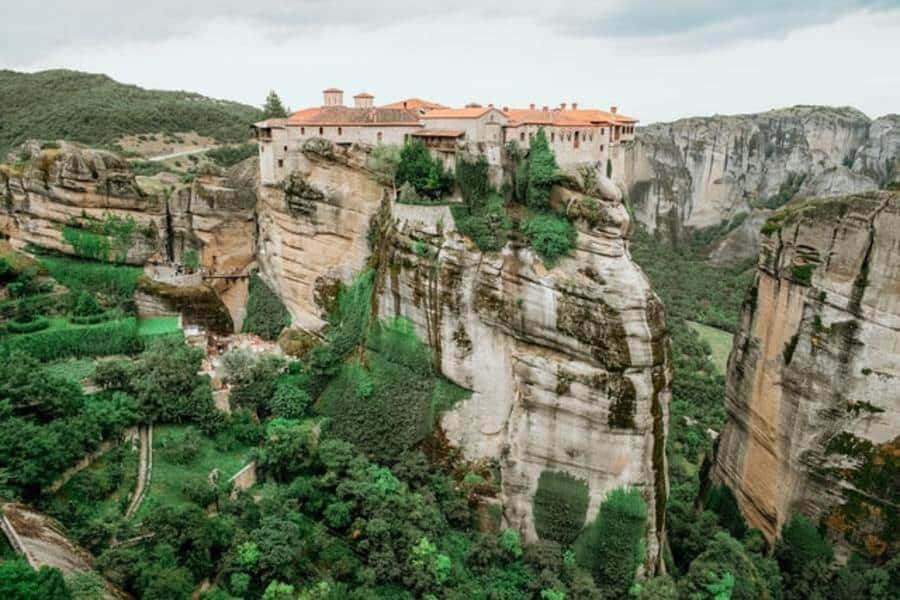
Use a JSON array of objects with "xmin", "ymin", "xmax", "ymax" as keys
[
  {"xmin": 251, "ymin": 141, "xmax": 672, "ymax": 570},
  {"xmin": 3, "ymin": 139, "xmax": 672, "ymax": 570},
  {"xmin": 1, "ymin": 141, "xmax": 255, "ymax": 328},
  {"xmin": 623, "ymin": 106, "xmax": 899, "ymax": 261},
  {"xmin": 713, "ymin": 191, "xmax": 899, "ymax": 560}
]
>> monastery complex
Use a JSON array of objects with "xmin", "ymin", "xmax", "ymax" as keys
[{"xmin": 254, "ymin": 87, "xmax": 637, "ymax": 186}]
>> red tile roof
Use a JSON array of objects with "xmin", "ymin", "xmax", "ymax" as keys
[
  {"xmin": 502, "ymin": 107, "xmax": 637, "ymax": 127},
  {"xmin": 286, "ymin": 106, "xmax": 422, "ymax": 127},
  {"xmin": 421, "ymin": 107, "xmax": 502, "ymax": 119},
  {"xmin": 381, "ymin": 98, "xmax": 447, "ymax": 110}
]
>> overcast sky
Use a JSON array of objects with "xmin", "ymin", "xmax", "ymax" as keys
[{"xmin": 5, "ymin": 1, "xmax": 900, "ymax": 123}]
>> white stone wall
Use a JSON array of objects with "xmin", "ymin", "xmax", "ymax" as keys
[
  {"xmin": 285, "ymin": 124, "xmax": 418, "ymax": 148},
  {"xmin": 505, "ymin": 123, "xmax": 614, "ymax": 172}
]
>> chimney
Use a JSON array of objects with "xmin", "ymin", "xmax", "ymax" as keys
[
  {"xmin": 571, "ymin": 102, "xmax": 578, "ymax": 110},
  {"xmin": 353, "ymin": 92, "xmax": 374, "ymax": 108},
  {"xmin": 560, "ymin": 102, "xmax": 567, "ymax": 110},
  {"xmin": 542, "ymin": 105, "xmax": 548, "ymax": 112},
  {"xmin": 488, "ymin": 103, "xmax": 494, "ymax": 108},
  {"xmin": 529, "ymin": 103, "xmax": 535, "ymax": 110},
  {"xmin": 323, "ymin": 88, "xmax": 344, "ymax": 107},
  {"xmin": 502, "ymin": 106, "xmax": 509, "ymax": 112},
  {"xmin": 610, "ymin": 105, "xmax": 618, "ymax": 114}
]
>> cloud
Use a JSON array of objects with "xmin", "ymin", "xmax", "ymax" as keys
[{"xmin": 552, "ymin": 0, "xmax": 900, "ymax": 45}]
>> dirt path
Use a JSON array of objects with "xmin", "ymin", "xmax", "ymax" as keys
[
  {"xmin": 145, "ymin": 146, "xmax": 218, "ymax": 162},
  {"xmin": 125, "ymin": 424, "xmax": 152, "ymax": 519}
]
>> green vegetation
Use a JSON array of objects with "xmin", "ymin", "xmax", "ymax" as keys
[
  {"xmin": 39, "ymin": 255, "xmax": 142, "ymax": 307},
  {"xmin": 62, "ymin": 213, "xmax": 138, "ymax": 263},
  {"xmin": 0, "ymin": 316, "xmax": 142, "ymax": 361},
  {"xmin": 751, "ymin": 172, "xmax": 806, "ymax": 209},
  {"xmin": 43, "ymin": 358, "xmax": 97, "ymax": 384},
  {"xmin": 521, "ymin": 213, "xmax": 576, "ymax": 265},
  {"xmin": 687, "ymin": 321, "xmax": 733, "ymax": 375},
  {"xmin": 532, "ymin": 470, "xmax": 590, "ymax": 545},
  {"xmin": 516, "ymin": 128, "xmax": 560, "ymax": 211},
  {"xmin": 262, "ymin": 90, "xmax": 288, "ymax": 119},
  {"xmin": 135, "ymin": 424, "xmax": 253, "ymax": 520},
  {"xmin": 207, "ymin": 142, "xmax": 258, "ymax": 167},
  {"xmin": 137, "ymin": 315, "xmax": 182, "ymax": 338},
  {"xmin": 0, "ymin": 559, "xmax": 71, "ymax": 600},
  {"xmin": 242, "ymin": 274, "xmax": 291, "ymax": 340},
  {"xmin": 395, "ymin": 138, "xmax": 454, "ymax": 201},
  {"xmin": 0, "ymin": 69, "xmax": 261, "ymax": 156},
  {"xmin": 574, "ymin": 487, "xmax": 647, "ymax": 597}
]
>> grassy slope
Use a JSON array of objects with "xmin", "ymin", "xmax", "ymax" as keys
[
  {"xmin": 687, "ymin": 321, "xmax": 734, "ymax": 376},
  {"xmin": 135, "ymin": 425, "xmax": 253, "ymax": 520},
  {"xmin": 0, "ymin": 69, "xmax": 262, "ymax": 157},
  {"xmin": 137, "ymin": 316, "xmax": 181, "ymax": 337}
]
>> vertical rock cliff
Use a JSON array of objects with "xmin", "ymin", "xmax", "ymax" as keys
[
  {"xmin": 713, "ymin": 191, "xmax": 899, "ymax": 560},
  {"xmin": 255, "ymin": 142, "xmax": 672, "ymax": 571},
  {"xmin": 623, "ymin": 107, "xmax": 899, "ymax": 261}
]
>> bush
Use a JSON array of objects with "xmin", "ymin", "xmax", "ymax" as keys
[
  {"xmin": 456, "ymin": 154, "xmax": 491, "ymax": 212},
  {"xmin": 69, "ymin": 311, "xmax": 112, "ymax": 325},
  {"xmin": 0, "ymin": 318, "xmax": 142, "ymax": 360},
  {"xmin": 518, "ymin": 128, "xmax": 560, "ymax": 210},
  {"xmin": 532, "ymin": 470, "xmax": 590, "ymax": 545},
  {"xmin": 242, "ymin": 274, "xmax": 291, "ymax": 340},
  {"xmin": 72, "ymin": 291, "xmax": 103, "ymax": 317},
  {"xmin": 7, "ymin": 316, "xmax": 50, "ymax": 333},
  {"xmin": 451, "ymin": 194, "xmax": 512, "ymax": 253},
  {"xmin": 522, "ymin": 213, "xmax": 576, "ymax": 266},
  {"xmin": 574, "ymin": 486, "xmax": 647, "ymax": 597},
  {"xmin": 207, "ymin": 143, "xmax": 258, "ymax": 167},
  {"xmin": 396, "ymin": 139, "xmax": 454, "ymax": 200},
  {"xmin": 159, "ymin": 427, "xmax": 202, "ymax": 464},
  {"xmin": 39, "ymin": 256, "xmax": 142, "ymax": 307}
]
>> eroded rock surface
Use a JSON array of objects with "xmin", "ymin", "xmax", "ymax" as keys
[
  {"xmin": 713, "ymin": 191, "xmax": 900, "ymax": 560},
  {"xmin": 623, "ymin": 106, "xmax": 899, "ymax": 260},
  {"xmin": 372, "ymin": 188, "xmax": 671, "ymax": 571}
]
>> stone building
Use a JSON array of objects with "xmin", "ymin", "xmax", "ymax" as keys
[{"xmin": 253, "ymin": 88, "xmax": 637, "ymax": 186}]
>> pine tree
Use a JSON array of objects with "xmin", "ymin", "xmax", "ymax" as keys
[{"xmin": 262, "ymin": 90, "xmax": 288, "ymax": 119}]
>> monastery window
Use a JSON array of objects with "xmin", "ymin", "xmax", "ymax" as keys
[
  {"xmin": 600, "ymin": 144, "xmax": 605, "ymax": 152},
  {"xmin": 338, "ymin": 127, "xmax": 343, "ymax": 136},
  {"xmin": 377, "ymin": 132, "xmax": 383, "ymax": 143},
  {"xmin": 574, "ymin": 131, "xmax": 580, "ymax": 149},
  {"xmin": 551, "ymin": 132, "xmax": 555, "ymax": 142},
  {"xmin": 529, "ymin": 132, "xmax": 534, "ymax": 141},
  {"xmin": 520, "ymin": 132, "xmax": 525, "ymax": 142},
  {"xmin": 301, "ymin": 127, "xmax": 305, "ymax": 135},
  {"xmin": 601, "ymin": 128, "xmax": 605, "ymax": 136},
  {"xmin": 319, "ymin": 127, "xmax": 324, "ymax": 135},
  {"xmin": 277, "ymin": 159, "xmax": 284, "ymax": 168},
  {"xmin": 283, "ymin": 146, "xmax": 288, "ymax": 152}
]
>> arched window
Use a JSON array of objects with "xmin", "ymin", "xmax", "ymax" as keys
[
  {"xmin": 319, "ymin": 127, "xmax": 324, "ymax": 135},
  {"xmin": 377, "ymin": 131, "xmax": 383, "ymax": 143},
  {"xmin": 574, "ymin": 131, "xmax": 580, "ymax": 149},
  {"xmin": 301, "ymin": 127, "xmax": 305, "ymax": 135},
  {"xmin": 338, "ymin": 127, "xmax": 342, "ymax": 136}
]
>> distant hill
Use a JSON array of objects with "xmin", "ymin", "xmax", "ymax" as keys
[{"xmin": 0, "ymin": 69, "xmax": 262, "ymax": 157}]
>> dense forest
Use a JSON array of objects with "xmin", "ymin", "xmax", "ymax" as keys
[{"xmin": 0, "ymin": 70, "xmax": 262, "ymax": 157}]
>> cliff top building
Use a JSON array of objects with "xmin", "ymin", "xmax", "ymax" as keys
[{"xmin": 253, "ymin": 88, "xmax": 637, "ymax": 186}]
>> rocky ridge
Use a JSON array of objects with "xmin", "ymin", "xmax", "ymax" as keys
[
  {"xmin": 623, "ymin": 107, "xmax": 899, "ymax": 262},
  {"xmin": 713, "ymin": 190, "xmax": 899, "ymax": 560}
]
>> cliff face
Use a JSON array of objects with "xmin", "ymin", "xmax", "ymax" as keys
[
  {"xmin": 253, "ymin": 142, "xmax": 671, "ymax": 570},
  {"xmin": 713, "ymin": 191, "xmax": 900, "ymax": 560},
  {"xmin": 1, "ymin": 142, "xmax": 255, "ymax": 328},
  {"xmin": 624, "ymin": 107, "xmax": 899, "ymax": 260}
]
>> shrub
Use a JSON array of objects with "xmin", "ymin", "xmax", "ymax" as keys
[
  {"xmin": 0, "ymin": 318, "xmax": 142, "ymax": 360},
  {"xmin": 532, "ymin": 470, "xmax": 590, "ymax": 545},
  {"xmin": 522, "ymin": 213, "xmax": 576, "ymax": 266},
  {"xmin": 69, "ymin": 311, "xmax": 112, "ymax": 325},
  {"xmin": 72, "ymin": 291, "xmax": 103, "ymax": 317},
  {"xmin": 456, "ymin": 153, "xmax": 492, "ymax": 212},
  {"xmin": 450, "ymin": 194, "xmax": 512, "ymax": 253},
  {"xmin": 39, "ymin": 256, "xmax": 142, "ymax": 307},
  {"xmin": 396, "ymin": 139, "xmax": 453, "ymax": 200},
  {"xmin": 519, "ymin": 128, "xmax": 560, "ymax": 211},
  {"xmin": 269, "ymin": 381, "xmax": 312, "ymax": 419},
  {"xmin": 680, "ymin": 532, "xmax": 770, "ymax": 600},
  {"xmin": 207, "ymin": 143, "xmax": 257, "ymax": 167},
  {"xmin": 705, "ymin": 484, "xmax": 748, "ymax": 540},
  {"xmin": 7, "ymin": 316, "xmax": 50, "ymax": 333},
  {"xmin": 574, "ymin": 486, "xmax": 647, "ymax": 597},
  {"xmin": 159, "ymin": 427, "xmax": 202, "ymax": 464},
  {"xmin": 242, "ymin": 274, "xmax": 291, "ymax": 340}
]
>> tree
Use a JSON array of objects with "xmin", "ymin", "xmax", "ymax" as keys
[
  {"xmin": 395, "ymin": 139, "xmax": 453, "ymax": 200},
  {"xmin": 775, "ymin": 514, "xmax": 834, "ymax": 600},
  {"xmin": 0, "ymin": 560, "xmax": 72, "ymax": 600},
  {"xmin": 524, "ymin": 127, "xmax": 559, "ymax": 210},
  {"xmin": 574, "ymin": 486, "xmax": 646, "ymax": 598},
  {"xmin": 262, "ymin": 90, "xmax": 288, "ymax": 119},
  {"xmin": 680, "ymin": 532, "xmax": 769, "ymax": 600}
]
